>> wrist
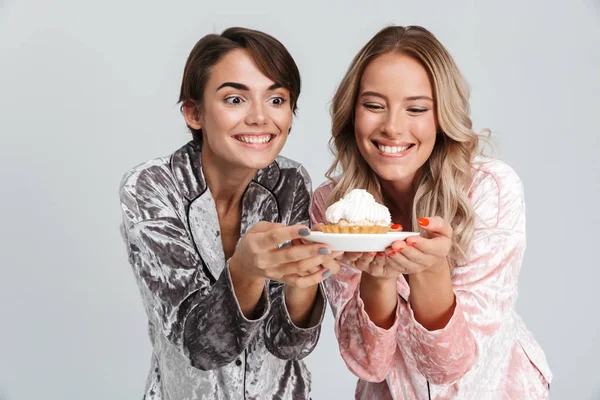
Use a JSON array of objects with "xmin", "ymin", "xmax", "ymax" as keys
[
  {"xmin": 361, "ymin": 271, "xmax": 398, "ymax": 286},
  {"xmin": 411, "ymin": 259, "xmax": 450, "ymax": 282},
  {"xmin": 285, "ymin": 284, "xmax": 319, "ymax": 305},
  {"xmin": 229, "ymin": 254, "xmax": 265, "ymax": 287},
  {"xmin": 359, "ymin": 273, "xmax": 398, "ymax": 329}
]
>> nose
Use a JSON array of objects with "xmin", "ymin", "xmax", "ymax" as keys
[
  {"xmin": 381, "ymin": 108, "xmax": 404, "ymax": 137},
  {"xmin": 245, "ymin": 101, "xmax": 267, "ymax": 126}
]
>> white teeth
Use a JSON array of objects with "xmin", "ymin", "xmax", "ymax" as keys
[
  {"xmin": 378, "ymin": 144, "xmax": 411, "ymax": 154},
  {"xmin": 237, "ymin": 135, "xmax": 272, "ymax": 144}
]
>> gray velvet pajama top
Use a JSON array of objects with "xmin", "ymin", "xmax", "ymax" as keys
[{"xmin": 119, "ymin": 141, "xmax": 325, "ymax": 400}]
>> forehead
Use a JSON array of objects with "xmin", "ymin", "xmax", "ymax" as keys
[
  {"xmin": 206, "ymin": 48, "xmax": 279, "ymax": 90},
  {"xmin": 360, "ymin": 52, "xmax": 432, "ymax": 95}
]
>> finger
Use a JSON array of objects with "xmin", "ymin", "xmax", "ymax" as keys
[
  {"xmin": 354, "ymin": 252, "xmax": 377, "ymax": 270},
  {"xmin": 417, "ymin": 217, "xmax": 452, "ymax": 239},
  {"xmin": 295, "ymin": 263, "xmax": 323, "ymax": 277},
  {"xmin": 305, "ymin": 265, "xmax": 323, "ymax": 275},
  {"xmin": 390, "ymin": 240, "xmax": 407, "ymax": 252},
  {"xmin": 390, "ymin": 223, "xmax": 403, "ymax": 231},
  {"xmin": 344, "ymin": 252, "xmax": 364, "ymax": 262},
  {"xmin": 281, "ymin": 267, "xmax": 329, "ymax": 289},
  {"xmin": 271, "ymin": 243, "xmax": 331, "ymax": 266},
  {"xmin": 295, "ymin": 253, "xmax": 340, "ymax": 277},
  {"xmin": 396, "ymin": 245, "xmax": 429, "ymax": 265},
  {"xmin": 266, "ymin": 258, "xmax": 321, "ymax": 280},
  {"xmin": 404, "ymin": 235, "xmax": 451, "ymax": 258},
  {"xmin": 370, "ymin": 253, "xmax": 386, "ymax": 274},
  {"xmin": 368, "ymin": 253, "xmax": 386, "ymax": 276},
  {"xmin": 386, "ymin": 249, "xmax": 422, "ymax": 274},
  {"xmin": 289, "ymin": 254, "xmax": 330, "ymax": 275},
  {"xmin": 371, "ymin": 252, "xmax": 387, "ymax": 268},
  {"xmin": 312, "ymin": 223, "xmax": 324, "ymax": 232},
  {"xmin": 321, "ymin": 257, "xmax": 341, "ymax": 276},
  {"xmin": 257, "ymin": 224, "xmax": 312, "ymax": 249},
  {"xmin": 250, "ymin": 221, "xmax": 286, "ymax": 233},
  {"xmin": 384, "ymin": 247, "xmax": 407, "ymax": 267}
]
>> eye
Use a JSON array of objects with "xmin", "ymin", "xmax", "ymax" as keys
[
  {"xmin": 225, "ymin": 96, "xmax": 244, "ymax": 105},
  {"xmin": 363, "ymin": 103, "xmax": 384, "ymax": 111},
  {"xmin": 269, "ymin": 97, "xmax": 286, "ymax": 106},
  {"xmin": 408, "ymin": 107, "xmax": 428, "ymax": 114}
]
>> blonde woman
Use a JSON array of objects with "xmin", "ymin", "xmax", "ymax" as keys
[{"xmin": 310, "ymin": 26, "xmax": 552, "ymax": 399}]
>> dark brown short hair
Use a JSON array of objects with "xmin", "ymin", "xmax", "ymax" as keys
[{"xmin": 178, "ymin": 27, "xmax": 301, "ymax": 144}]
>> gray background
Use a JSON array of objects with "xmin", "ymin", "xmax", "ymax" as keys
[{"xmin": 1, "ymin": 0, "xmax": 599, "ymax": 399}]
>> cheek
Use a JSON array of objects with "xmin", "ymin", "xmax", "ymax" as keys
[
  {"xmin": 213, "ymin": 108, "xmax": 241, "ymax": 132},
  {"xmin": 411, "ymin": 117, "xmax": 437, "ymax": 146},
  {"xmin": 270, "ymin": 108, "xmax": 293, "ymax": 131},
  {"xmin": 354, "ymin": 110, "xmax": 380, "ymax": 142},
  {"xmin": 204, "ymin": 103, "xmax": 243, "ymax": 134}
]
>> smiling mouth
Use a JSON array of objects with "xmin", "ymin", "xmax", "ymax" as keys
[
  {"xmin": 373, "ymin": 141, "xmax": 415, "ymax": 154},
  {"xmin": 233, "ymin": 134, "xmax": 275, "ymax": 144}
]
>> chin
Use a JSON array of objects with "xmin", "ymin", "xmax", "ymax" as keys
[
  {"xmin": 369, "ymin": 164, "xmax": 417, "ymax": 183},
  {"xmin": 233, "ymin": 152, "xmax": 279, "ymax": 170}
]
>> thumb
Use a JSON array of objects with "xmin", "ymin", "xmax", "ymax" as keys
[{"xmin": 417, "ymin": 217, "xmax": 452, "ymax": 239}]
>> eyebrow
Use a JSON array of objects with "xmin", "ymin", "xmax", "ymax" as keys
[
  {"xmin": 359, "ymin": 91, "xmax": 433, "ymax": 102},
  {"xmin": 217, "ymin": 82, "xmax": 283, "ymax": 91},
  {"xmin": 360, "ymin": 91, "xmax": 387, "ymax": 100},
  {"xmin": 405, "ymin": 95, "xmax": 433, "ymax": 102}
]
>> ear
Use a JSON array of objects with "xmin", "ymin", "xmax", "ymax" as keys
[{"xmin": 182, "ymin": 103, "xmax": 202, "ymax": 130}]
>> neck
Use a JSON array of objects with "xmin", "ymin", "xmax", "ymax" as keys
[
  {"xmin": 201, "ymin": 147, "xmax": 257, "ymax": 213},
  {"xmin": 380, "ymin": 176, "xmax": 417, "ymax": 226}
]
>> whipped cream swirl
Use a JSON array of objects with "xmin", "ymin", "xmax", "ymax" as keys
[{"xmin": 325, "ymin": 189, "xmax": 391, "ymax": 226}]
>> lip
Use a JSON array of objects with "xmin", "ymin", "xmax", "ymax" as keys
[
  {"xmin": 373, "ymin": 139, "xmax": 415, "ymax": 147},
  {"xmin": 232, "ymin": 133, "xmax": 277, "ymax": 150},
  {"xmin": 372, "ymin": 140, "xmax": 415, "ymax": 158}
]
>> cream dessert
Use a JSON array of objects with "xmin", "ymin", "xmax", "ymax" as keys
[{"xmin": 322, "ymin": 189, "xmax": 392, "ymax": 234}]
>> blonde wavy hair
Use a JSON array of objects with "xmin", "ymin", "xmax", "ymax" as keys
[{"xmin": 326, "ymin": 25, "xmax": 482, "ymax": 266}]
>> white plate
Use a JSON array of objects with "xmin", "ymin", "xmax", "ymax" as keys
[{"xmin": 303, "ymin": 231, "xmax": 420, "ymax": 252}]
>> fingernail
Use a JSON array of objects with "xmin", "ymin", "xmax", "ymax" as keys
[
  {"xmin": 389, "ymin": 251, "xmax": 396, "ymax": 256},
  {"xmin": 298, "ymin": 228, "xmax": 310, "ymax": 236},
  {"xmin": 377, "ymin": 252, "xmax": 385, "ymax": 257},
  {"xmin": 367, "ymin": 252, "xmax": 377, "ymax": 256},
  {"xmin": 418, "ymin": 218, "xmax": 430, "ymax": 227},
  {"xmin": 391, "ymin": 224, "xmax": 402, "ymax": 230},
  {"xmin": 318, "ymin": 247, "xmax": 330, "ymax": 255},
  {"xmin": 408, "ymin": 240, "xmax": 416, "ymax": 246},
  {"xmin": 322, "ymin": 270, "xmax": 332, "ymax": 279}
]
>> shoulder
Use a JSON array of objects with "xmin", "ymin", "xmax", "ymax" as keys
[
  {"xmin": 470, "ymin": 156, "xmax": 525, "ymax": 230},
  {"xmin": 119, "ymin": 155, "xmax": 179, "ymax": 226},
  {"xmin": 274, "ymin": 155, "xmax": 312, "ymax": 193},
  {"xmin": 275, "ymin": 155, "xmax": 310, "ymax": 180},
  {"xmin": 119, "ymin": 156, "xmax": 174, "ymax": 199},
  {"xmin": 313, "ymin": 180, "xmax": 336, "ymax": 202},
  {"xmin": 471, "ymin": 156, "xmax": 523, "ymax": 191}
]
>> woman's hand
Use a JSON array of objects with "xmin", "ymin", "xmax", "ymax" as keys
[
  {"xmin": 230, "ymin": 221, "xmax": 341, "ymax": 288},
  {"xmin": 335, "ymin": 223, "xmax": 405, "ymax": 280},
  {"xmin": 385, "ymin": 217, "xmax": 452, "ymax": 275},
  {"xmin": 345, "ymin": 251, "xmax": 404, "ymax": 280}
]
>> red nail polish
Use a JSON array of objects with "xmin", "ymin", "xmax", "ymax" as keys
[
  {"xmin": 418, "ymin": 218, "xmax": 430, "ymax": 227},
  {"xmin": 391, "ymin": 224, "xmax": 402, "ymax": 230},
  {"xmin": 389, "ymin": 251, "xmax": 396, "ymax": 256},
  {"xmin": 408, "ymin": 240, "xmax": 416, "ymax": 246},
  {"xmin": 377, "ymin": 252, "xmax": 385, "ymax": 257}
]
